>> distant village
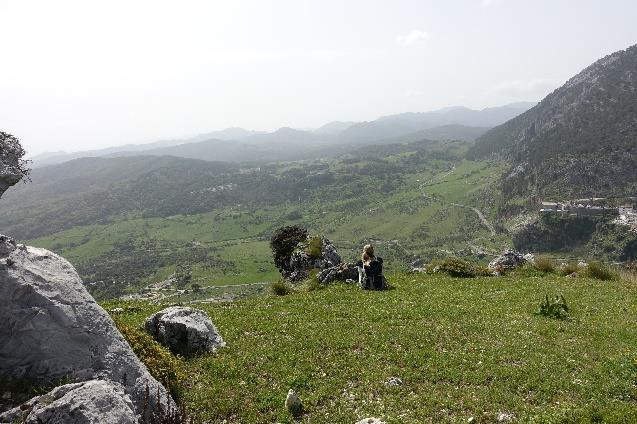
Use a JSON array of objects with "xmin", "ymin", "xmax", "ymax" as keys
[{"xmin": 540, "ymin": 198, "xmax": 637, "ymax": 232}]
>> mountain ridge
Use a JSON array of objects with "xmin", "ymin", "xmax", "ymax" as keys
[
  {"xmin": 32, "ymin": 103, "xmax": 534, "ymax": 167},
  {"xmin": 469, "ymin": 44, "xmax": 637, "ymax": 199}
]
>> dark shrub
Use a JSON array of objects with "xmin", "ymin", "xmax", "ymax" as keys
[
  {"xmin": 270, "ymin": 280, "xmax": 292, "ymax": 296},
  {"xmin": 270, "ymin": 226, "xmax": 308, "ymax": 273}
]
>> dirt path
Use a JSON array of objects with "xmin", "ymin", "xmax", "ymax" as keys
[{"xmin": 450, "ymin": 202, "xmax": 497, "ymax": 236}]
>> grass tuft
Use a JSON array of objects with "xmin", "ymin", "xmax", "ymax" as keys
[
  {"xmin": 305, "ymin": 236, "xmax": 323, "ymax": 259},
  {"xmin": 559, "ymin": 261, "xmax": 580, "ymax": 276},
  {"xmin": 585, "ymin": 261, "xmax": 618, "ymax": 281},
  {"xmin": 533, "ymin": 255, "xmax": 556, "ymax": 273},
  {"xmin": 270, "ymin": 280, "xmax": 292, "ymax": 296}
]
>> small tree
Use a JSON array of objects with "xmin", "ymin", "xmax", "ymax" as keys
[{"xmin": 270, "ymin": 226, "xmax": 308, "ymax": 274}]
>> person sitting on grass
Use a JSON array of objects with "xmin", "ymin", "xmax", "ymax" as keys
[{"xmin": 356, "ymin": 244, "xmax": 387, "ymax": 290}]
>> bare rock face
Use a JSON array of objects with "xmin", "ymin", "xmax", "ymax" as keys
[
  {"xmin": 316, "ymin": 262, "xmax": 359, "ymax": 284},
  {"xmin": 145, "ymin": 306, "xmax": 225, "ymax": 357},
  {"xmin": 488, "ymin": 249, "xmax": 527, "ymax": 273},
  {"xmin": 0, "ymin": 132, "xmax": 28, "ymax": 198},
  {"xmin": 286, "ymin": 237, "xmax": 342, "ymax": 282},
  {"xmin": 0, "ymin": 236, "xmax": 173, "ymax": 419},
  {"xmin": 0, "ymin": 380, "xmax": 137, "ymax": 424}
]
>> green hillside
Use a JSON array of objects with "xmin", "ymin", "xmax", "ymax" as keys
[
  {"xmin": 1, "ymin": 140, "xmax": 510, "ymax": 299},
  {"xmin": 106, "ymin": 271, "xmax": 637, "ymax": 423}
]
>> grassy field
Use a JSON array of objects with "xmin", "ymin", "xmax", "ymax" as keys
[{"xmin": 106, "ymin": 271, "xmax": 637, "ymax": 423}]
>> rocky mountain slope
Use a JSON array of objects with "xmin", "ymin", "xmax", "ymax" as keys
[{"xmin": 469, "ymin": 44, "xmax": 637, "ymax": 198}]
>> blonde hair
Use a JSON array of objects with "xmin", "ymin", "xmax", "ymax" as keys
[{"xmin": 362, "ymin": 244, "xmax": 375, "ymax": 264}]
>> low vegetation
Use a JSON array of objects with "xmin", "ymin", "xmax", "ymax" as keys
[
  {"xmin": 269, "ymin": 280, "xmax": 292, "ymax": 296},
  {"xmin": 537, "ymin": 294, "xmax": 570, "ymax": 320},
  {"xmin": 428, "ymin": 257, "xmax": 490, "ymax": 278},
  {"xmin": 533, "ymin": 255, "xmax": 556, "ymax": 273},
  {"xmin": 584, "ymin": 261, "xmax": 618, "ymax": 281},
  {"xmin": 559, "ymin": 261, "xmax": 580, "ymax": 276},
  {"xmin": 113, "ymin": 318, "xmax": 186, "ymax": 400},
  {"xmin": 107, "ymin": 271, "xmax": 637, "ymax": 423}
]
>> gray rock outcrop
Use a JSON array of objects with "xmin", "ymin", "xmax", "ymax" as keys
[
  {"xmin": 316, "ymin": 262, "xmax": 359, "ymax": 284},
  {"xmin": 285, "ymin": 237, "xmax": 343, "ymax": 282},
  {"xmin": 488, "ymin": 249, "xmax": 527, "ymax": 273},
  {"xmin": 0, "ymin": 380, "xmax": 137, "ymax": 424},
  {"xmin": 145, "ymin": 306, "xmax": 225, "ymax": 356},
  {"xmin": 0, "ymin": 132, "xmax": 29, "ymax": 198},
  {"xmin": 0, "ymin": 236, "xmax": 173, "ymax": 418}
]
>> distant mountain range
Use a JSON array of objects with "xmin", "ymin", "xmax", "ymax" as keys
[
  {"xmin": 338, "ymin": 103, "xmax": 535, "ymax": 145},
  {"xmin": 32, "ymin": 103, "xmax": 535, "ymax": 167},
  {"xmin": 469, "ymin": 44, "xmax": 637, "ymax": 199}
]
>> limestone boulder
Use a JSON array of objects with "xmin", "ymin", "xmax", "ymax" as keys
[
  {"xmin": 0, "ymin": 380, "xmax": 137, "ymax": 424},
  {"xmin": 145, "ymin": 306, "xmax": 225, "ymax": 356},
  {"xmin": 0, "ymin": 236, "xmax": 173, "ymax": 419},
  {"xmin": 0, "ymin": 132, "xmax": 28, "ymax": 198},
  {"xmin": 488, "ymin": 249, "xmax": 527, "ymax": 273},
  {"xmin": 316, "ymin": 262, "xmax": 359, "ymax": 284},
  {"xmin": 285, "ymin": 237, "xmax": 342, "ymax": 282}
]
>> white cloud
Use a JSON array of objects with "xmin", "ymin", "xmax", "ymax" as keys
[{"xmin": 396, "ymin": 30, "xmax": 430, "ymax": 46}]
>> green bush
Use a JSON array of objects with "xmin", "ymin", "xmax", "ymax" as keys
[
  {"xmin": 537, "ymin": 294, "xmax": 569, "ymax": 320},
  {"xmin": 437, "ymin": 257, "xmax": 479, "ymax": 278},
  {"xmin": 533, "ymin": 255, "xmax": 556, "ymax": 273},
  {"xmin": 585, "ymin": 261, "xmax": 617, "ymax": 281},
  {"xmin": 305, "ymin": 236, "xmax": 323, "ymax": 259},
  {"xmin": 270, "ymin": 280, "xmax": 292, "ymax": 296},
  {"xmin": 114, "ymin": 319, "xmax": 186, "ymax": 400}
]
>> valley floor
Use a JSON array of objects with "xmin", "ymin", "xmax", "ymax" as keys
[{"xmin": 106, "ymin": 272, "xmax": 637, "ymax": 423}]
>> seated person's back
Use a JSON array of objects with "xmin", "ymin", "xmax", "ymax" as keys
[{"xmin": 356, "ymin": 244, "xmax": 386, "ymax": 290}]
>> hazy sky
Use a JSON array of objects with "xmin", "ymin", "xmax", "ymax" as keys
[{"xmin": 2, "ymin": 1, "xmax": 637, "ymax": 156}]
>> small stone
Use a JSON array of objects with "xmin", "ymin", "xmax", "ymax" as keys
[
  {"xmin": 285, "ymin": 389, "xmax": 303, "ymax": 416},
  {"xmin": 566, "ymin": 272, "xmax": 579, "ymax": 278},
  {"xmin": 356, "ymin": 418, "xmax": 386, "ymax": 424},
  {"xmin": 497, "ymin": 411, "xmax": 515, "ymax": 422},
  {"xmin": 385, "ymin": 376, "xmax": 403, "ymax": 387},
  {"xmin": 110, "ymin": 307, "xmax": 125, "ymax": 314},
  {"xmin": 467, "ymin": 417, "xmax": 475, "ymax": 423}
]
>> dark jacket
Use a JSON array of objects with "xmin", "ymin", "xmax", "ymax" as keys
[{"xmin": 356, "ymin": 257, "xmax": 386, "ymax": 290}]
